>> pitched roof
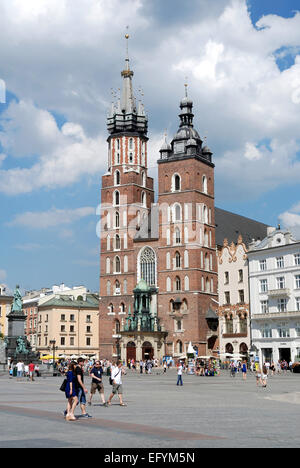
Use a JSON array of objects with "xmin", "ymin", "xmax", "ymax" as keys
[
  {"xmin": 215, "ymin": 207, "xmax": 270, "ymax": 248},
  {"xmin": 39, "ymin": 294, "xmax": 99, "ymax": 310}
]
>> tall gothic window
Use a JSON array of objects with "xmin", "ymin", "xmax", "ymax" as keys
[{"xmin": 139, "ymin": 247, "xmax": 156, "ymax": 286}]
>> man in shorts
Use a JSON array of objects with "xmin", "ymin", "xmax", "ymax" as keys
[
  {"xmin": 76, "ymin": 358, "xmax": 92, "ymax": 418},
  {"xmin": 88, "ymin": 361, "xmax": 105, "ymax": 406},
  {"xmin": 105, "ymin": 360, "xmax": 126, "ymax": 407}
]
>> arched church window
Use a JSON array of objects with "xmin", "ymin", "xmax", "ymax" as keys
[
  {"xmin": 115, "ymin": 170, "xmax": 120, "ymax": 186},
  {"xmin": 203, "ymin": 175, "xmax": 208, "ymax": 194},
  {"xmin": 114, "ymin": 190, "xmax": 120, "ymax": 206},
  {"xmin": 139, "ymin": 247, "xmax": 156, "ymax": 286},
  {"xmin": 115, "ymin": 256, "xmax": 121, "ymax": 273}
]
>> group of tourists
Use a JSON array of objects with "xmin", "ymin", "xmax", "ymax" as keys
[
  {"xmin": 9, "ymin": 360, "xmax": 40, "ymax": 381},
  {"xmin": 63, "ymin": 358, "xmax": 126, "ymax": 422}
]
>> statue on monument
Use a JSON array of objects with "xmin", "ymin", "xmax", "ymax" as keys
[{"xmin": 11, "ymin": 286, "xmax": 23, "ymax": 314}]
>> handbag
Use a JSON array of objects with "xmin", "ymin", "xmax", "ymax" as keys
[{"xmin": 60, "ymin": 378, "xmax": 67, "ymax": 392}]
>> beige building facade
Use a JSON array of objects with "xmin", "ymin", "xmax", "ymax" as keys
[
  {"xmin": 37, "ymin": 294, "xmax": 99, "ymax": 359},
  {"xmin": 217, "ymin": 236, "xmax": 251, "ymax": 357},
  {"xmin": 0, "ymin": 285, "xmax": 13, "ymax": 337}
]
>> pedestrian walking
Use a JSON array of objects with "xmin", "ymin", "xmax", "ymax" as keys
[
  {"xmin": 256, "ymin": 367, "xmax": 262, "ymax": 387},
  {"xmin": 65, "ymin": 361, "xmax": 78, "ymax": 421},
  {"xmin": 75, "ymin": 358, "xmax": 92, "ymax": 418},
  {"xmin": 177, "ymin": 363, "xmax": 183, "ymax": 386},
  {"xmin": 262, "ymin": 365, "xmax": 268, "ymax": 388},
  {"xmin": 28, "ymin": 361, "xmax": 35, "ymax": 382},
  {"xmin": 106, "ymin": 360, "xmax": 127, "ymax": 407},
  {"xmin": 16, "ymin": 361, "xmax": 24, "ymax": 381},
  {"xmin": 242, "ymin": 361, "xmax": 247, "ymax": 381},
  {"xmin": 88, "ymin": 361, "xmax": 105, "ymax": 406}
]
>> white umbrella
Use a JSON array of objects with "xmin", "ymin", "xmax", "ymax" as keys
[
  {"xmin": 187, "ymin": 342, "xmax": 195, "ymax": 354},
  {"xmin": 71, "ymin": 355, "xmax": 78, "ymax": 359}
]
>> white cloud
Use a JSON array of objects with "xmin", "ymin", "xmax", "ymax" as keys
[
  {"xmin": 0, "ymin": 100, "xmax": 106, "ymax": 195},
  {"xmin": 279, "ymin": 203, "xmax": 300, "ymax": 240},
  {"xmin": 0, "ymin": 0, "xmax": 299, "ymax": 200},
  {"xmin": 8, "ymin": 206, "xmax": 95, "ymax": 229}
]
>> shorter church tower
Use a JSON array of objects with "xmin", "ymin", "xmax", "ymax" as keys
[{"xmin": 156, "ymin": 88, "xmax": 218, "ymax": 357}]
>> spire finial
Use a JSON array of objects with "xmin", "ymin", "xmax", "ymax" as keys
[
  {"xmin": 184, "ymin": 76, "xmax": 188, "ymax": 98},
  {"xmin": 125, "ymin": 26, "xmax": 130, "ymax": 60}
]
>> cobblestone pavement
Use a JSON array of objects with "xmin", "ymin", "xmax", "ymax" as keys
[{"xmin": 0, "ymin": 369, "xmax": 300, "ymax": 448}]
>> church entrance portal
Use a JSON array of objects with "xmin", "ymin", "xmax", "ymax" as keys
[
  {"xmin": 142, "ymin": 341, "xmax": 154, "ymax": 360},
  {"xmin": 126, "ymin": 342, "xmax": 136, "ymax": 362}
]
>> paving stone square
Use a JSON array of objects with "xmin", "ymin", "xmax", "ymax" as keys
[{"xmin": 0, "ymin": 369, "xmax": 300, "ymax": 448}]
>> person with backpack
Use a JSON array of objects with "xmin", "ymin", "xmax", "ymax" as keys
[{"xmin": 105, "ymin": 360, "xmax": 127, "ymax": 407}]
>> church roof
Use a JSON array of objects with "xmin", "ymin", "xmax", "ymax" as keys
[{"xmin": 215, "ymin": 207, "xmax": 270, "ymax": 247}]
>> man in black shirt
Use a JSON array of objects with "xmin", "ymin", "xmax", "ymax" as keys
[
  {"xmin": 76, "ymin": 358, "xmax": 92, "ymax": 418},
  {"xmin": 88, "ymin": 361, "xmax": 105, "ymax": 406}
]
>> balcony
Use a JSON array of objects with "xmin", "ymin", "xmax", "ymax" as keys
[
  {"xmin": 267, "ymin": 288, "xmax": 290, "ymax": 298},
  {"xmin": 252, "ymin": 310, "xmax": 300, "ymax": 320}
]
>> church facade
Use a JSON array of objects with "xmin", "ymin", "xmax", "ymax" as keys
[{"xmin": 99, "ymin": 44, "xmax": 220, "ymax": 362}]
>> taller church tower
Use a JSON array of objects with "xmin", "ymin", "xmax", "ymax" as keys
[{"xmin": 99, "ymin": 35, "xmax": 154, "ymax": 359}]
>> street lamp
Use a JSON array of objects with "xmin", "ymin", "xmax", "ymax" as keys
[{"xmin": 49, "ymin": 339, "xmax": 57, "ymax": 376}]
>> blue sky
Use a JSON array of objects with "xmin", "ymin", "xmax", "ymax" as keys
[{"xmin": 0, "ymin": 0, "xmax": 300, "ymax": 293}]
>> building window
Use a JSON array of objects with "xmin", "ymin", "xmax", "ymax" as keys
[
  {"xmin": 260, "ymin": 260, "xmax": 267, "ymax": 271},
  {"xmin": 260, "ymin": 279, "xmax": 268, "ymax": 293},
  {"xmin": 139, "ymin": 247, "xmax": 156, "ymax": 286},
  {"xmin": 61, "ymin": 314, "xmax": 66, "ymax": 322},
  {"xmin": 86, "ymin": 326, "xmax": 91, "ymax": 333},
  {"xmin": 70, "ymin": 337, "xmax": 74, "ymax": 346},
  {"xmin": 277, "ymin": 322, "xmax": 289, "ymax": 338},
  {"xmin": 261, "ymin": 300, "xmax": 269, "ymax": 314},
  {"xmin": 239, "ymin": 290, "xmax": 245, "ymax": 303},
  {"xmin": 225, "ymin": 292, "xmax": 231, "ymax": 305},
  {"xmin": 86, "ymin": 338, "xmax": 91, "ymax": 346},
  {"xmin": 176, "ymin": 320, "xmax": 182, "ymax": 331},
  {"xmin": 175, "ymin": 228, "xmax": 181, "ymax": 245},
  {"xmin": 262, "ymin": 324, "xmax": 272, "ymax": 338},
  {"xmin": 224, "ymin": 272, "xmax": 229, "ymax": 284},
  {"xmin": 175, "ymin": 276, "xmax": 181, "ymax": 291},
  {"xmin": 115, "ymin": 211, "xmax": 120, "ymax": 228},
  {"xmin": 294, "ymin": 254, "xmax": 300, "ymax": 266},
  {"xmin": 115, "ymin": 170, "xmax": 120, "ymax": 186},
  {"xmin": 70, "ymin": 325, "xmax": 75, "ymax": 333},
  {"xmin": 295, "ymin": 275, "xmax": 300, "ymax": 289},
  {"xmin": 115, "ymin": 280, "xmax": 121, "ymax": 295},
  {"xmin": 277, "ymin": 299, "xmax": 287, "ymax": 313},
  {"xmin": 276, "ymin": 277, "xmax": 285, "ymax": 290},
  {"xmin": 114, "ymin": 191, "xmax": 120, "ymax": 207},
  {"xmin": 115, "ymin": 256, "xmax": 121, "ymax": 273},
  {"xmin": 202, "ymin": 175, "xmax": 207, "ymax": 194},
  {"xmin": 296, "ymin": 298, "xmax": 300, "ymax": 311},
  {"xmin": 115, "ymin": 234, "xmax": 121, "ymax": 250},
  {"xmin": 70, "ymin": 314, "xmax": 75, "ymax": 322},
  {"xmin": 238, "ymin": 269, "xmax": 243, "ymax": 282},
  {"xmin": 276, "ymin": 257, "xmax": 284, "ymax": 269},
  {"xmin": 61, "ymin": 337, "xmax": 65, "ymax": 346},
  {"xmin": 173, "ymin": 174, "xmax": 181, "ymax": 191},
  {"xmin": 175, "ymin": 252, "xmax": 181, "ymax": 269},
  {"xmin": 225, "ymin": 315, "xmax": 233, "ymax": 334}
]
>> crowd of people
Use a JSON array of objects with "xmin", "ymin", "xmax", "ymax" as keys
[{"xmin": 9, "ymin": 361, "xmax": 40, "ymax": 381}]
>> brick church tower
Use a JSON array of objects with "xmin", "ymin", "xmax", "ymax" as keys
[
  {"xmin": 156, "ymin": 88, "xmax": 219, "ymax": 357},
  {"xmin": 99, "ymin": 36, "xmax": 154, "ymax": 358}
]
